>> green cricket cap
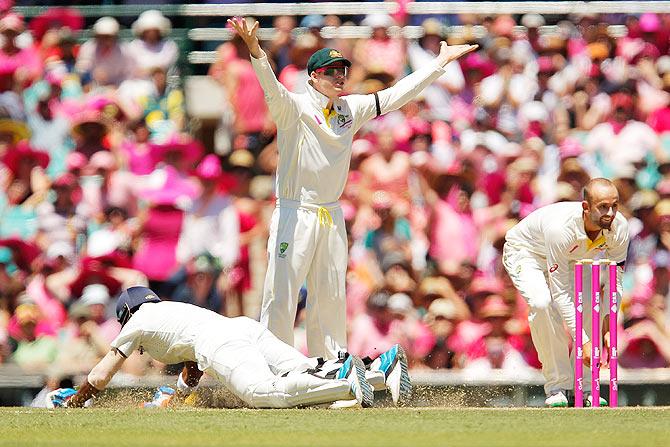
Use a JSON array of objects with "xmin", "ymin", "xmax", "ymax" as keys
[{"xmin": 307, "ymin": 48, "xmax": 351, "ymax": 74}]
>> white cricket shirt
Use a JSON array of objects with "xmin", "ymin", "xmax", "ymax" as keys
[
  {"xmin": 110, "ymin": 301, "xmax": 239, "ymax": 370},
  {"xmin": 250, "ymin": 53, "xmax": 446, "ymax": 204},
  {"xmin": 505, "ymin": 201, "xmax": 629, "ymax": 339}
]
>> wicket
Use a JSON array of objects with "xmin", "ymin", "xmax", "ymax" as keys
[{"xmin": 574, "ymin": 259, "xmax": 618, "ymax": 408}]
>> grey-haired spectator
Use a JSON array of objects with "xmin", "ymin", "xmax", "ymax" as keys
[{"xmin": 75, "ymin": 17, "xmax": 134, "ymax": 88}]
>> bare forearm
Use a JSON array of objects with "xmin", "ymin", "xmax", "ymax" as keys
[{"xmin": 69, "ymin": 381, "xmax": 101, "ymax": 408}]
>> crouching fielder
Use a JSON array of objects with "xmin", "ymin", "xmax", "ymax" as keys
[
  {"xmin": 47, "ymin": 286, "xmax": 388, "ymax": 409},
  {"xmin": 502, "ymin": 178, "xmax": 629, "ymax": 407}
]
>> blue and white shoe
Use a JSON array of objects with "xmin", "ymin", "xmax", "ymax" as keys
[
  {"xmin": 338, "ymin": 355, "xmax": 374, "ymax": 408},
  {"xmin": 371, "ymin": 344, "xmax": 412, "ymax": 405},
  {"xmin": 142, "ymin": 386, "xmax": 175, "ymax": 408}
]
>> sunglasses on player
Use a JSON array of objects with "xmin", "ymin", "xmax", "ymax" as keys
[{"xmin": 315, "ymin": 66, "xmax": 349, "ymax": 78}]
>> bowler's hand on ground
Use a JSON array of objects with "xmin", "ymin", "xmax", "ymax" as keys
[{"xmin": 436, "ymin": 41, "xmax": 479, "ymax": 67}]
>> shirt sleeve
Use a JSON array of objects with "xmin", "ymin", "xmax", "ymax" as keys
[
  {"xmin": 250, "ymin": 53, "xmax": 300, "ymax": 129},
  {"xmin": 607, "ymin": 215, "xmax": 630, "ymax": 312},
  {"xmin": 347, "ymin": 61, "xmax": 446, "ymax": 132},
  {"xmin": 545, "ymin": 224, "xmax": 584, "ymax": 342},
  {"xmin": 109, "ymin": 318, "xmax": 142, "ymax": 358}
]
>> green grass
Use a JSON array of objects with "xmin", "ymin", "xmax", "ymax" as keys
[{"xmin": 1, "ymin": 407, "xmax": 669, "ymax": 447}]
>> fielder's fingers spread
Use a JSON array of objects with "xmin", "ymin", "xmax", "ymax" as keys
[{"xmin": 252, "ymin": 21, "xmax": 260, "ymax": 33}]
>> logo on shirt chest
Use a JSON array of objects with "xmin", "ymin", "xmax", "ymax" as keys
[{"xmin": 337, "ymin": 113, "xmax": 352, "ymax": 128}]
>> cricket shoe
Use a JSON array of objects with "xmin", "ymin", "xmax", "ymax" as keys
[
  {"xmin": 369, "ymin": 344, "xmax": 412, "ymax": 405},
  {"xmin": 585, "ymin": 395, "xmax": 608, "ymax": 407},
  {"xmin": 338, "ymin": 355, "xmax": 374, "ymax": 408},
  {"xmin": 544, "ymin": 391, "xmax": 568, "ymax": 408},
  {"xmin": 142, "ymin": 386, "xmax": 175, "ymax": 408}
]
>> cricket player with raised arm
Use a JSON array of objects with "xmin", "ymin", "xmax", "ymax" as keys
[
  {"xmin": 47, "ymin": 286, "xmax": 411, "ymax": 409},
  {"xmin": 503, "ymin": 178, "xmax": 629, "ymax": 407},
  {"xmin": 228, "ymin": 17, "xmax": 477, "ymax": 359}
]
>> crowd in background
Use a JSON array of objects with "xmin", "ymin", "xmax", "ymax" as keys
[{"xmin": 2, "ymin": 4, "xmax": 670, "ymax": 390}]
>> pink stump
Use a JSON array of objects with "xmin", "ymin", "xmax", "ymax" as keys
[
  {"xmin": 591, "ymin": 262, "xmax": 601, "ymax": 407},
  {"xmin": 574, "ymin": 262, "xmax": 584, "ymax": 407},
  {"xmin": 609, "ymin": 262, "xmax": 618, "ymax": 407}
]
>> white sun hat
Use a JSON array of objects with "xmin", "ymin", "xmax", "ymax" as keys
[
  {"xmin": 93, "ymin": 16, "xmax": 120, "ymax": 36},
  {"xmin": 132, "ymin": 10, "xmax": 171, "ymax": 37}
]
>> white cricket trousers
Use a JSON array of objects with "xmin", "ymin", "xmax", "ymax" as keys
[
  {"xmin": 204, "ymin": 317, "xmax": 353, "ymax": 408},
  {"xmin": 261, "ymin": 199, "xmax": 348, "ymax": 359},
  {"xmin": 503, "ymin": 243, "xmax": 601, "ymax": 396}
]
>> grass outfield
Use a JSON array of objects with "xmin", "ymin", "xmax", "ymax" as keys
[{"xmin": 1, "ymin": 407, "xmax": 669, "ymax": 447}]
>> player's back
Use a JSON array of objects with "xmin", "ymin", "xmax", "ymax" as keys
[
  {"xmin": 114, "ymin": 301, "xmax": 234, "ymax": 367},
  {"xmin": 505, "ymin": 201, "xmax": 583, "ymax": 256}
]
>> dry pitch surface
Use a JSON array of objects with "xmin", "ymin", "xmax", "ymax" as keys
[{"xmin": 1, "ymin": 407, "xmax": 669, "ymax": 447}]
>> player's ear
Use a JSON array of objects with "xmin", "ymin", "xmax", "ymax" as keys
[{"xmin": 581, "ymin": 200, "xmax": 589, "ymax": 212}]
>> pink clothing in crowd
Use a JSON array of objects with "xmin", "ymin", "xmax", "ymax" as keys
[
  {"xmin": 0, "ymin": 45, "xmax": 43, "ymax": 83},
  {"xmin": 26, "ymin": 276, "xmax": 67, "ymax": 329},
  {"xmin": 209, "ymin": 50, "xmax": 267, "ymax": 134},
  {"xmin": 121, "ymin": 140, "xmax": 156, "ymax": 175},
  {"xmin": 347, "ymin": 313, "xmax": 409, "ymax": 359},
  {"xmin": 429, "ymin": 198, "xmax": 479, "ymax": 269},
  {"xmin": 647, "ymin": 107, "xmax": 670, "ymax": 133},
  {"xmin": 355, "ymin": 38, "xmax": 406, "ymax": 78},
  {"xmin": 132, "ymin": 205, "xmax": 184, "ymax": 281}
]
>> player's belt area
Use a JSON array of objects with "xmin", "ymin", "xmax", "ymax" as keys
[{"xmin": 276, "ymin": 198, "xmax": 339, "ymax": 227}]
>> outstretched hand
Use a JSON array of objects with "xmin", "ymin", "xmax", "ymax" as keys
[
  {"xmin": 227, "ymin": 17, "xmax": 263, "ymax": 59},
  {"xmin": 436, "ymin": 41, "xmax": 479, "ymax": 67}
]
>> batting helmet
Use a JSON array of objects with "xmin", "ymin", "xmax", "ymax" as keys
[{"xmin": 116, "ymin": 286, "xmax": 161, "ymax": 326}]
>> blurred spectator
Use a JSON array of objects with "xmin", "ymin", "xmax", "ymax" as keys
[
  {"xmin": 359, "ymin": 134, "xmax": 411, "ymax": 205},
  {"xmin": 353, "ymin": 14, "xmax": 405, "ymax": 79},
  {"xmin": 426, "ymin": 176, "xmax": 479, "ymax": 275},
  {"xmin": 138, "ymin": 66, "xmax": 184, "ymax": 140},
  {"xmin": 133, "ymin": 166, "xmax": 199, "ymax": 292},
  {"xmin": 8, "ymin": 300, "xmax": 57, "ymax": 372},
  {"xmin": 35, "ymin": 172, "xmax": 87, "ymax": 253},
  {"xmin": 119, "ymin": 118, "xmax": 154, "ymax": 175},
  {"xmin": 70, "ymin": 106, "xmax": 110, "ymax": 160},
  {"xmin": 176, "ymin": 154, "xmax": 239, "ymax": 269},
  {"xmin": 407, "ymin": 19, "xmax": 465, "ymax": 121},
  {"xmin": 128, "ymin": 10, "xmax": 178, "ymax": 79},
  {"xmin": 149, "ymin": 132, "xmax": 203, "ymax": 174},
  {"xmin": 209, "ymin": 32, "xmax": 269, "ymax": 155},
  {"xmin": 51, "ymin": 284, "xmax": 119, "ymax": 376},
  {"xmin": 422, "ymin": 298, "xmax": 466, "ymax": 369},
  {"xmin": 462, "ymin": 295, "xmax": 532, "ymax": 373},
  {"xmin": 75, "ymin": 17, "xmax": 133, "ymax": 88},
  {"xmin": 266, "ymin": 15, "xmax": 297, "ymax": 73},
  {"xmin": 0, "ymin": 14, "xmax": 43, "ymax": 86},
  {"xmin": 166, "ymin": 253, "xmax": 224, "ymax": 314},
  {"xmin": 348, "ymin": 291, "xmax": 410, "ymax": 359},
  {"xmin": 278, "ymin": 33, "xmax": 320, "ymax": 93},
  {"xmin": 364, "ymin": 191, "xmax": 412, "ymax": 267},
  {"xmin": 585, "ymin": 91, "xmax": 662, "ymax": 179}
]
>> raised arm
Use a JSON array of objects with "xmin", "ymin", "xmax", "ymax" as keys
[
  {"xmin": 227, "ymin": 17, "xmax": 300, "ymax": 129},
  {"xmin": 351, "ymin": 41, "xmax": 477, "ymax": 129}
]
